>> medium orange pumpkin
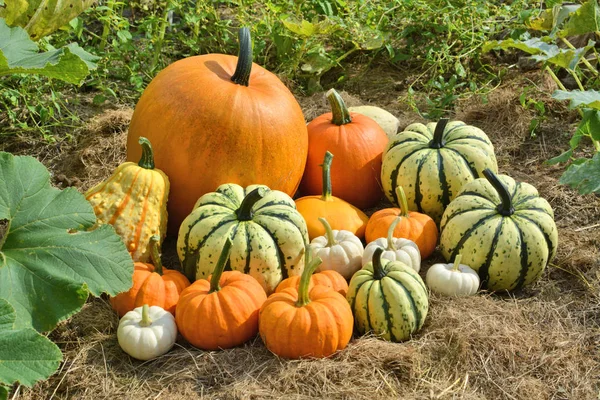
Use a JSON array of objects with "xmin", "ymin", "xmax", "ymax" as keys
[
  {"xmin": 126, "ymin": 28, "xmax": 308, "ymax": 233},
  {"xmin": 365, "ymin": 186, "xmax": 438, "ymax": 259},
  {"xmin": 176, "ymin": 238, "xmax": 267, "ymax": 350},
  {"xmin": 110, "ymin": 235, "xmax": 191, "ymax": 317},
  {"xmin": 299, "ymin": 89, "xmax": 388, "ymax": 209},
  {"xmin": 259, "ymin": 252, "xmax": 353, "ymax": 359},
  {"xmin": 295, "ymin": 151, "xmax": 368, "ymax": 240}
]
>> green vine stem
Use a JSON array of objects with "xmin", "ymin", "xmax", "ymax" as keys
[
  {"xmin": 209, "ymin": 238, "xmax": 233, "ymax": 293},
  {"xmin": 561, "ymin": 37, "xmax": 598, "ymax": 75},
  {"xmin": 372, "ymin": 247, "xmax": 387, "ymax": 280},
  {"xmin": 231, "ymin": 27, "xmax": 253, "ymax": 86},
  {"xmin": 236, "ymin": 187, "xmax": 266, "ymax": 221},
  {"xmin": 149, "ymin": 235, "xmax": 163, "ymax": 275},
  {"xmin": 137, "ymin": 137, "xmax": 155, "ymax": 169},
  {"xmin": 452, "ymin": 254, "xmax": 463, "ymax": 272},
  {"xmin": 482, "ymin": 169, "xmax": 514, "ymax": 216},
  {"xmin": 318, "ymin": 217, "xmax": 337, "ymax": 247},
  {"xmin": 139, "ymin": 304, "xmax": 152, "ymax": 327},
  {"xmin": 320, "ymin": 151, "xmax": 334, "ymax": 201},
  {"xmin": 151, "ymin": 1, "xmax": 175, "ymax": 72},
  {"xmin": 296, "ymin": 248, "xmax": 323, "ymax": 307},
  {"xmin": 429, "ymin": 118, "xmax": 449, "ymax": 149},
  {"xmin": 326, "ymin": 89, "xmax": 352, "ymax": 125},
  {"xmin": 386, "ymin": 216, "xmax": 402, "ymax": 252}
]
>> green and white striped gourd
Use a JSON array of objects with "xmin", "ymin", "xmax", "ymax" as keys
[
  {"xmin": 347, "ymin": 247, "xmax": 428, "ymax": 342},
  {"xmin": 381, "ymin": 118, "xmax": 498, "ymax": 223},
  {"xmin": 177, "ymin": 184, "xmax": 309, "ymax": 294},
  {"xmin": 439, "ymin": 169, "xmax": 558, "ymax": 292}
]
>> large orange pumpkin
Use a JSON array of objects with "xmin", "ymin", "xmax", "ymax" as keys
[
  {"xmin": 126, "ymin": 28, "xmax": 308, "ymax": 233},
  {"xmin": 299, "ymin": 89, "xmax": 388, "ymax": 209}
]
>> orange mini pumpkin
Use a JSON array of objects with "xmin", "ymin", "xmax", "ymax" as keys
[
  {"xmin": 259, "ymin": 251, "xmax": 353, "ymax": 359},
  {"xmin": 176, "ymin": 238, "xmax": 267, "ymax": 350},
  {"xmin": 300, "ymin": 89, "xmax": 388, "ymax": 209},
  {"xmin": 365, "ymin": 186, "xmax": 438, "ymax": 259},
  {"xmin": 110, "ymin": 236, "xmax": 191, "ymax": 317}
]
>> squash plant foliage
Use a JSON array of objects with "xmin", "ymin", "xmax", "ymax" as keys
[
  {"xmin": 0, "ymin": 152, "xmax": 133, "ymax": 397},
  {"xmin": 484, "ymin": 0, "xmax": 600, "ymax": 194}
]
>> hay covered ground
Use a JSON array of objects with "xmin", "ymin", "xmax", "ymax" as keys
[{"xmin": 2, "ymin": 69, "xmax": 599, "ymax": 399}]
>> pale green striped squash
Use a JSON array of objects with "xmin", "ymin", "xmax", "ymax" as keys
[
  {"xmin": 381, "ymin": 118, "xmax": 498, "ymax": 223},
  {"xmin": 177, "ymin": 184, "xmax": 309, "ymax": 294},
  {"xmin": 439, "ymin": 169, "xmax": 558, "ymax": 292},
  {"xmin": 346, "ymin": 248, "xmax": 429, "ymax": 342}
]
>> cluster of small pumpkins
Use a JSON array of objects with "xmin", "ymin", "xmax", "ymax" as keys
[{"xmin": 84, "ymin": 28, "xmax": 559, "ymax": 361}]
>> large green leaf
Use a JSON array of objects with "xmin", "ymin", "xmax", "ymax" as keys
[
  {"xmin": 552, "ymin": 90, "xmax": 600, "ymax": 110},
  {"xmin": 0, "ymin": 298, "xmax": 62, "ymax": 388},
  {"xmin": 559, "ymin": 153, "xmax": 600, "ymax": 195},
  {"xmin": 0, "ymin": 152, "xmax": 133, "ymax": 332},
  {"xmin": 558, "ymin": 0, "xmax": 600, "ymax": 37},
  {"xmin": 0, "ymin": 0, "xmax": 95, "ymax": 40},
  {"xmin": 0, "ymin": 18, "xmax": 98, "ymax": 84}
]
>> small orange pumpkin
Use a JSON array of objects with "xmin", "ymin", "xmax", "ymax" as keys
[
  {"xmin": 365, "ymin": 186, "xmax": 438, "ymax": 259},
  {"xmin": 295, "ymin": 151, "xmax": 368, "ymax": 240},
  {"xmin": 110, "ymin": 235, "xmax": 191, "ymax": 317},
  {"xmin": 259, "ymin": 251, "xmax": 353, "ymax": 359},
  {"xmin": 176, "ymin": 238, "xmax": 267, "ymax": 350}
]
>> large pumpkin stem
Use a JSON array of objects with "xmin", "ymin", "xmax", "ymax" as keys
[
  {"xmin": 429, "ymin": 118, "xmax": 449, "ymax": 149},
  {"xmin": 483, "ymin": 168, "xmax": 514, "ymax": 216},
  {"xmin": 231, "ymin": 27, "xmax": 253, "ymax": 87},
  {"xmin": 372, "ymin": 247, "xmax": 387, "ymax": 280},
  {"xmin": 320, "ymin": 151, "xmax": 334, "ymax": 201},
  {"xmin": 138, "ymin": 137, "xmax": 155, "ymax": 169},
  {"xmin": 395, "ymin": 186, "xmax": 411, "ymax": 218},
  {"xmin": 236, "ymin": 187, "xmax": 266, "ymax": 221},
  {"xmin": 386, "ymin": 216, "xmax": 402, "ymax": 252},
  {"xmin": 296, "ymin": 247, "xmax": 323, "ymax": 307},
  {"xmin": 326, "ymin": 89, "xmax": 352, "ymax": 125},
  {"xmin": 453, "ymin": 254, "xmax": 463, "ymax": 272},
  {"xmin": 318, "ymin": 217, "xmax": 337, "ymax": 247},
  {"xmin": 209, "ymin": 238, "xmax": 233, "ymax": 293},
  {"xmin": 149, "ymin": 235, "xmax": 163, "ymax": 275},
  {"xmin": 139, "ymin": 304, "xmax": 152, "ymax": 327}
]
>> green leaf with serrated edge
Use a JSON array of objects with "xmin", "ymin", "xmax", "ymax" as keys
[
  {"xmin": 558, "ymin": 0, "xmax": 600, "ymax": 37},
  {"xmin": 559, "ymin": 153, "xmax": 600, "ymax": 194},
  {"xmin": 552, "ymin": 90, "xmax": 600, "ymax": 110},
  {"xmin": 546, "ymin": 148, "xmax": 573, "ymax": 165},
  {"xmin": 0, "ymin": 298, "xmax": 62, "ymax": 388},
  {"xmin": 0, "ymin": 19, "xmax": 98, "ymax": 84},
  {"xmin": 0, "ymin": 0, "xmax": 95, "ymax": 39},
  {"xmin": 0, "ymin": 153, "xmax": 133, "ymax": 332}
]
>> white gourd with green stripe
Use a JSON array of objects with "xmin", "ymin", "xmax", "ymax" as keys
[
  {"xmin": 439, "ymin": 169, "xmax": 558, "ymax": 292},
  {"xmin": 177, "ymin": 183, "xmax": 309, "ymax": 294},
  {"xmin": 381, "ymin": 118, "xmax": 498, "ymax": 223},
  {"xmin": 347, "ymin": 247, "xmax": 429, "ymax": 342}
]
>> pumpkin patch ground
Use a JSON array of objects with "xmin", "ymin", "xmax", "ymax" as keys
[{"xmin": 1, "ymin": 67, "xmax": 599, "ymax": 399}]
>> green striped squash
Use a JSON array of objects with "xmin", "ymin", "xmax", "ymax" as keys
[
  {"xmin": 177, "ymin": 184, "xmax": 309, "ymax": 294},
  {"xmin": 439, "ymin": 169, "xmax": 558, "ymax": 292},
  {"xmin": 381, "ymin": 118, "xmax": 498, "ymax": 223},
  {"xmin": 346, "ymin": 247, "xmax": 429, "ymax": 342}
]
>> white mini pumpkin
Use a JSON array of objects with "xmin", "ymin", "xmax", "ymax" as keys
[
  {"xmin": 348, "ymin": 105, "xmax": 400, "ymax": 138},
  {"xmin": 426, "ymin": 255, "xmax": 480, "ymax": 297},
  {"xmin": 117, "ymin": 304, "xmax": 178, "ymax": 361},
  {"xmin": 310, "ymin": 217, "xmax": 364, "ymax": 280},
  {"xmin": 362, "ymin": 217, "xmax": 421, "ymax": 272}
]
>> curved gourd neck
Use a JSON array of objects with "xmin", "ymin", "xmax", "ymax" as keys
[
  {"xmin": 296, "ymin": 247, "xmax": 322, "ymax": 307},
  {"xmin": 149, "ymin": 235, "xmax": 163, "ymax": 275},
  {"xmin": 137, "ymin": 137, "xmax": 155, "ymax": 169},
  {"xmin": 326, "ymin": 89, "xmax": 352, "ymax": 126},
  {"xmin": 372, "ymin": 247, "xmax": 387, "ymax": 280},
  {"xmin": 236, "ymin": 188, "xmax": 266, "ymax": 221},
  {"xmin": 231, "ymin": 27, "xmax": 253, "ymax": 87},
  {"xmin": 320, "ymin": 151, "xmax": 334, "ymax": 201},
  {"xmin": 209, "ymin": 238, "xmax": 233, "ymax": 293},
  {"xmin": 483, "ymin": 169, "xmax": 514, "ymax": 216},
  {"xmin": 428, "ymin": 118, "xmax": 449, "ymax": 149}
]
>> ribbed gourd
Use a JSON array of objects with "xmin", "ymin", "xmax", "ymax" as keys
[
  {"xmin": 381, "ymin": 118, "xmax": 498, "ymax": 224},
  {"xmin": 85, "ymin": 137, "xmax": 169, "ymax": 261},
  {"xmin": 439, "ymin": 169, "xmax": 558, "ymax": 292},
  {"xmin": 177, "ymin": 183, "xmax": 309, "ymax": 294}
]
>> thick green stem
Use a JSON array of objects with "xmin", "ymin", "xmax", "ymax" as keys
[
  {"xmin": 236, "ymin": 188, "xmax": 266, "ymax": 221},
  {"xmin": 372, "ymin": 247, "xmax": 387, "ymax": 280},
  {"xmin": 545, "ymin": 66, "xmax": 568, "ymax": 91},
  {"xmin": 452, "ymin": 254, "xmax": 463, "ymax": 272},
  {"xmin": 429, "ymin": 118, "xmax": 449, "ymax": 149},
  {"xmin": 483, "ymin": 169, "xmax": 514, "ymax": 216},
  {"xmin": 210, "ymin": 238, "xmax": 233, "ymax": 293},
  {"xmin": 320, "ymin": 151, "xmax": 334, "ymax": 201},
  {"xmin": 318, "ymin": 217, "xmax": 336, "ymax": 247},
  {"xmin": 137, "ymin": 137, "xmax": 155, "ymax": 169},
  {"xmin": 569, "ymin": 69, "xmax": 586, "ymax": 92},
  {"xmin": 386, "ymin": 217, "xmax": 402, "ymax": 252},
  {"xmin": 231, "ymin": 27, "xmax": 253, "ymax": 86},
  {"xmin": 326, "ymin": 89, "xmax": 352, "ymax": 125},
  {"xmin": 149, "ymin": 235, "xmax": 163, "ymax": 275},
  {"xmin": 139, "ymin": 304, "xmax": 152, "ymax": 327},
  {"xmin": 296, "ymin": 249, "xmax": 323, "ymax": 307},
  {"xmin": 394, "ymin": 186, "xmax": 411, "ymax": 218}
]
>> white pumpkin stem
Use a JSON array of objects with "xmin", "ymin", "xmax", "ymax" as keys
[
  {"xmin": 386, "ymin": 216, "xmax": 402, "ymax": 252},
  {"xmin": 453, "ymin": 254, "xmax": 463, "ymax": 272},
  {"xmin": 318, "ymin": 217, "xmax": 336, "ymax": 247},
  {"xmin": 140, "ymin": 304, "xmax": 152, "ymax": 327}
]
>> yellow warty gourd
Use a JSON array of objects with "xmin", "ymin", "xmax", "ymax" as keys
[{"xmin": 85, "ymin": 137, "xmax": 169, "ymax": 261}]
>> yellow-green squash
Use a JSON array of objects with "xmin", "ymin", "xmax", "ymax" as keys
[{"xmin": 85, "ymin": 137, "xmax": 169, "ymax": 262}]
